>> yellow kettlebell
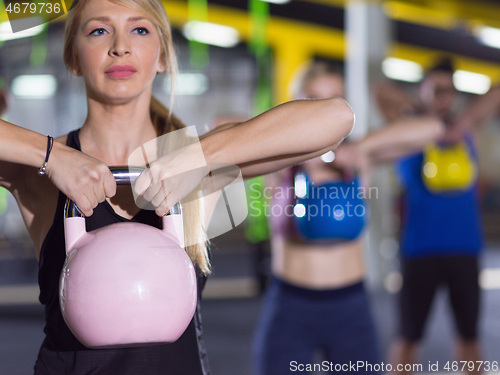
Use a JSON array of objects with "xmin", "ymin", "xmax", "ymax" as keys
[{"xmin": 422, "ymin": 141, "xmax": 477, "ymax": 193}]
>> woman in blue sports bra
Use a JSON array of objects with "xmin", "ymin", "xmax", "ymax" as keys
[{"xmin": 252, "ymin": 62, "xmax": 444, "ymax": 375}]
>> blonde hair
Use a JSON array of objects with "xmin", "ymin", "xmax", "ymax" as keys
[
  {"xmin": 63, "ymin": 0, "xmax": 211, "ymax": 274},
  {"xmin": 292, "ymin": 61, "xmax": 343, "ymax": 99}
]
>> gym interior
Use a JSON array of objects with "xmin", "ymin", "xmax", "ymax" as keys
[{"xmin": 2, "ymin": 0, "xmax": 500, "ymax": 374}]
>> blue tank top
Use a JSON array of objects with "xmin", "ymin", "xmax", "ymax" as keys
[
  {"xmin": 292, "ymin": 171, "xmax": 367, "ymax": 243},
  {"xmin": 397, "ymin": 136, "xmax": 483, "ymax": 258}
]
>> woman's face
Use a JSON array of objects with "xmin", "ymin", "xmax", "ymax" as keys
[
  {"xmin": 74, "ymin": 0, "xmax": 165, "ymax": 104},
  {"xmin": 299, "ymin": 73, "xmax": 346, "ymax": 175},
  {"xmin": 300, "ymin": 73, "xmax": 344, "ymax": 100}
]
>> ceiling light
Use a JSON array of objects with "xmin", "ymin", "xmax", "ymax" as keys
[
  {"xmin": 382, "ymin": 57, "xmax": 423, "ymax": 83},
  {"xmin": 0, "ymin": 18, "xmax": 44, "ymax": 42},
  {"xmin": 260, "ymin": 0, "xmax": 291, "ymax": 3},
  {"xmin": 475, "ymin": 26, "xmax": 500, "ymax": 49},
  {"xmin": 11, "ymin": 75, "xmax": 57, "ymax": 99},
  {"xmin": 453, "ymin": 70, "xmax": 491, "ymax": 95},
  {"xmin": 183, "ymin": 21, "xmax": 240, "ymax": 48}
]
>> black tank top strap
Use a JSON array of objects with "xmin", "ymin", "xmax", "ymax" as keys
[{"xmin": 67, "ymin": 128, "xmax": 82, "ymax": 151}]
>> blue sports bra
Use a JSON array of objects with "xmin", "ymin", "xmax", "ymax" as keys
[{"xmin": 292, "ymin": 171, "xmax": 367, "ymax": 242}]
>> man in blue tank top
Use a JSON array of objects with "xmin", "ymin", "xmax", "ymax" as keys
[{"xmin": 375, "ymin": 58, "xmax": 500, "ymax": 374}]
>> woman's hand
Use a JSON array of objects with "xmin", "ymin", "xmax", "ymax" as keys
[
  {"xmin": 133, "ymin": 142, "xmax": 210, "ymax": 216},
  {"xmin": 331, "ymin": 143, "xmax": 370, "ymax": 181},
  {"xmin": 46, "ymin": 142, "xmax": 116, "ymax": 217}
]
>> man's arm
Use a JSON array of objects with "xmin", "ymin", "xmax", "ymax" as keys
[
  {"xmin": 455, "ymin": 86, "xmax": 500, "ymax": 132},
  {"xmin": 373, "ymin": 81, "xmax": 421, "ymax": 121},
  {"xmin": 333, "ymin": 117, "xmax": 444, "ymax": 171}
]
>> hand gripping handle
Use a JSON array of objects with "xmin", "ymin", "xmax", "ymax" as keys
[
  {"xmin": 64, "ymin": 166, "xmax": 181, "ymax": 218},
  {"xmin": 63, "ymin": 167, "xmax": 185, "ymax": 254}
]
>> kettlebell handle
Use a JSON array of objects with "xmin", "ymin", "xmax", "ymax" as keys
[{"xmin": 64, "ymin": 166, "xmax": 181, "ymax": 218}]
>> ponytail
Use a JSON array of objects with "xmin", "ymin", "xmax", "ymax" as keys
[
  {"xmin": 150, "ymin": 96, "xmax": 185, "ymax": 135},
  {"xmin": 150, "ymin": 95, "xmax": 211, "ymax": 275}
]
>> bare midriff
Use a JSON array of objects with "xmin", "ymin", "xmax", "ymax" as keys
[{"xmin": 271, "ymin": 235, "xmax": 365, "ymax": 290}]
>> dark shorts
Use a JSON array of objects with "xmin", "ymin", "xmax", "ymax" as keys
[
  {"xmin": 399, "ymin": 255, "xmax": 480, "ymax": 341},
  {"xmin": 252, "ymin": 277, "xmax": 380, "ymax": 375}
]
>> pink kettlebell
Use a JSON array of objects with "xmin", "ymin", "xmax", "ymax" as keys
[{"xmin": 59, "ymin": 167, "xmax": 197, "ymax": 349}]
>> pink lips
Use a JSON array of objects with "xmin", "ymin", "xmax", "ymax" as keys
[{"xmin": 105, "ymin": 65, "xmax": 137, "ymax": 78}]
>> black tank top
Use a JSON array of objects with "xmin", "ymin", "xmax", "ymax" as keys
[{"xmin": 35, "ymin": 129, "xmax": 210, "ymax": 374}]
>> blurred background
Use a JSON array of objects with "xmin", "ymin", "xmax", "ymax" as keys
[{"xmin": 2, "ymin": 0, "xmax": 500, "ymax": 374}]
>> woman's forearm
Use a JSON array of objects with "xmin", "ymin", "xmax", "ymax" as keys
[
  {"xmin": 134, "ymin": 98, "xmax": 353, "ymax": 215},
  {"xmin": 200, "ymin": 97, "xmax": 354, "ymax": 174},
  {"xmin": 0, "ymin": 119, "xmax": 49, "ymax": 169},
  {"xmin": 0, "ymin": 119, "xmax": 115, "ymax": 216}
]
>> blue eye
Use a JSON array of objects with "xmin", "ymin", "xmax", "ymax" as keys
[
  {"xmin": 89, "ymin": 28, "xmax": 107, "ymax": 36},
  {"xmin": 134, "ymin": 27, "xmax": 149, "ymax": 35}
]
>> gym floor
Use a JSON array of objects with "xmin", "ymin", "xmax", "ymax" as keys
[{"xmin": 1, "ymin": 234, "xmax": 500, "ymax": 375}]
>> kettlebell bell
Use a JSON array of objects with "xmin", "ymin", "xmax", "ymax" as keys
[
  {"xmin": 59, "ymin": 167, "xmax": 197, "ymax": 349},
  {"xmin": 293, "ymin": 171, "xmax": 366, "ymax": 242}
]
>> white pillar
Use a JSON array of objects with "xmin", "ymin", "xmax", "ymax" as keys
[
  {"xmin": 345, "ymin": 1, "xmax": 395, "ymax": 291},
  {"xmin": 346, "ymin": 0, "xmax": 390, "ymax": 138}
]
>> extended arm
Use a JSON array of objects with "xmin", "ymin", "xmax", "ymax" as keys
[
  {"xmin": 0, "ymin": 119, "xmax": 115, "ymax": 216},
  {"xmin": 373, "ymin": 81, "xmax": 421, "ymax": 121},
  {"xmin": 201, "ymin": 121, "xmax": 241, "ymax": 138},
  {"xmin": 135, "ymin": 97, "xmax": 355, "ymax": 215},
  {"xmin": 359, "ymin": 117, "xmax": 444, "ymax": 164},
  {"xmin": 201, "ymin": 97, "xmax": 354, "ymax": 177},
  {"xmin": 454, "ymin": 86, "xmax": 500, "ymax": 133},
  {"xmin": 333, "ymin": 117, "xmax": 444, "ymax": 172}
]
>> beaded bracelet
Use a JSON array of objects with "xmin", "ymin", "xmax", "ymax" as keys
[{"xmin": 38, "ymin": 135, "xmax": 54, "ymax": 176}]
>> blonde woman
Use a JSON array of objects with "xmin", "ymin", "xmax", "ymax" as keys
[
  {"xmin": 252, "ymin": 63, "xmax": 444, "ymax": 375},
  {"xmin": 0, "ymin": 0, "xmax": 355, "ymax": 374}
]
